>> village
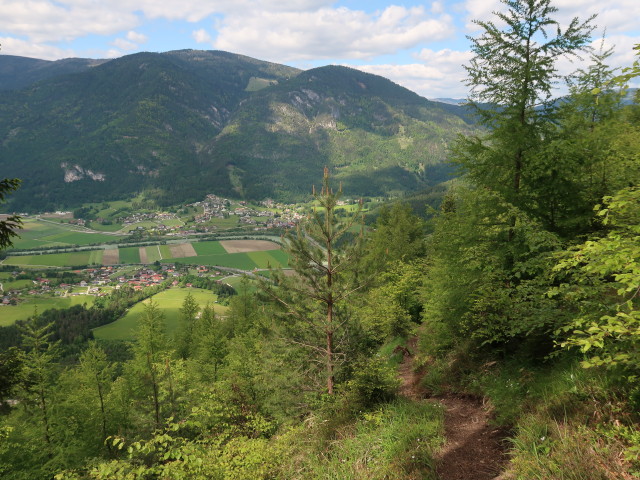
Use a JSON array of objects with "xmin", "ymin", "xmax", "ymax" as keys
[{"xmin": 0, "ymin": 263, "xmax": 226, "ymax": 307}]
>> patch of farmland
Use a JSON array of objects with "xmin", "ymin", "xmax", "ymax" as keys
[
  {"xmin": 164, "ymin": 253, "xmax": 258, "ymax": 270},
  {"xmin": 0, "ymin": 295, "xmax": 96, "ymax": 326},
  {"xmin": 92, "ymin": 287, "xmax": 229, "ymax": 341},
  {"xmin": 9, "ymin": 219, "xmax": 125, "ymax": 250},
  {"xmin": 247, "ymin": 250, "xmax": 288, "ymax": 268},
  {"xmin": 159, "ymin": 244, "xmax": 173, "ymax": 259},
  {"xmin": 138, "ymin": 247, "xmax": 148, "ymax": 263},
  {"xmin": 192, "ymin": 241, "xmax": 227, "ymax": 255},
  {"xmin": 102, "ymin": 248, "xmax": 119, "ymax": 265},
  {"xmin": 220, "ymin": 239, "xmax": 280, "ymax": 253},
  {"xmin": 144, "ymin": 245, "xmax": 162, "ymax": 263},
  {"xmin": 3, "ymin": 251, "xmax": 95, "ymax": 267},
  {"xmin": 119, "ymin": 247, "xmax": 141, "ymax": 264},
  {"xmin": 170, "ymin": 243, "xmax": 197, "ymax": 258}
]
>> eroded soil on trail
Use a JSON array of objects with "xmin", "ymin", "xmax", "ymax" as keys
[{"xmin": 398, "ymin": 338, "xmax": 509, "ymax": 480}]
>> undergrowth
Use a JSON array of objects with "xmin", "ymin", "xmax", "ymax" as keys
[{"xmin": 416, "ymin": 331, "xmax": 640, "ymax": 479}]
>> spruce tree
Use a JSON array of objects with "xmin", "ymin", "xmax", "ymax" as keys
[{"xmin": 262, "ymin": 168, "xmax": 364, "ymax": 395}]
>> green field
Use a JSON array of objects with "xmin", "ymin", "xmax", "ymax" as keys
[
  {"xmin": 159, "ymin": 244, "xmax": 172, "ymax": 259},
  {"xmin": 0, "ymin": 295, "xmax": 96, "ymax": 326},
  {"xmin": 192, "ymin": 241, "xmax": 227, "ymax": 255},
  {"xmin": 3, "ymin": 250, "xmax": 104, "ymax": 267},
  {"xmin": 10, "ymin": 219, "xmax": 125, "ymax": 250},
  {"xmin": 118, "ymin": 247, "xmax": 141, "ymax": 264},
  {"xmin": 92, "ymin": 288, "xmax": 229, "ymax": 341},
  {"xmin": 144, "ymin": 245, "xmax": 163, "ymax": 263},
  {"xmin": 247, "ymin": 250, "xmax": 289, "ymax": 268},
  {"xmin": 3, "ymin": 240, "xmax": 288, "ymax": 270},
  {"xmin": 167, "ymin": 253, "xmax": 259, "ymax": 270}
]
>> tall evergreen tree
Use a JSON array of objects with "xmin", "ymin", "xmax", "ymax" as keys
[
  {"xmin": 454, "ymin": 0, "xmax": 595, "ymax": 214},
  {"xmin": 18, "ymin": 315, "xmax": 59, "ymax": 453},
  {"xmin": 262, "ymin": 168, "xmax": 364, "ymax": 395},
  {"xmin": 175, "ymin": 292, "xmax": 199, "ymax": 359}
]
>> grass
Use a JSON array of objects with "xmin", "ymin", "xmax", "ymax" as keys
[
  {"xmin": 144, "ymin": 245, "xmax": 163, "ymax": 263},
  {"xmin": 283, "ymin": 401, "xmax": 443, "ymax": 479},
  {"xmin": 9, "ymin": 219, "xmax": 125, "ymax": 250},
  {"xmin": 159, "ymin": 244, "xmax": 173, "ymax": 259},
  {"xmin": 0, "ymin": 295, "xmax": 96, "ymax": 326},
  {"xmin": 4, "ymin": 250, "xmax": 108, "ymax": 267},
  {"xmin": 192, "ymin": 241, "xmax": 228, "ymax": 255},
  {"xmin": 92, "ymin": 287, "xmax": 229, "ymax": 341},
  {"xmin": 167, "ymin": 253, "xmax": 259, "ymax": 270},
  {"xmin": 3, "ymin": 240, "xmax": 287, "ymax": 270},
  {"xmin": 118, "ymin": 247, "xmax": 141, "ymax": 264}
]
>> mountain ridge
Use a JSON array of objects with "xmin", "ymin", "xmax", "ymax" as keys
[{"xmin": 0, "ymin": 50, "xmax": 474, "ymax": 211}]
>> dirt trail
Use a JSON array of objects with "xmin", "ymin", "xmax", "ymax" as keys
[{"xmin": 398, "ymin": 338, "xmax": 508, "ymax": 480}]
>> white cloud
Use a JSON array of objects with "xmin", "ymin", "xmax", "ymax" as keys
[
  {"xmin": 127, "ymin": 31, "xmax": 148, "ymax": 44},
  {"xmin": 213, "ymin": 5, "xmax": 454, "ymax": 62},
  {"xmin": 0, "ymin": 0, "xmax": 139, "ymax": 43},
  {"xmin": 112, "ymin": 38, "xmax": 136, "ymax": 51},
  {"xmin": 192, "ymin": 29, "xmax": 212, "ymax": 44},
  {"xmin": 355, "ymin": 47, "xmax": 473, "ymax": 99},
  {"xmin": 0, "ymin": 36, "xmax": 74, "ymax": 60}
]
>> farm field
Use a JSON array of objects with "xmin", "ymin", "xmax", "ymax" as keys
[
  {"xmin": 118, "ymin": 247, "xmax": 140, "ymax": 264},
  {"xmin": 2, "ymin": 240, "xmax": 288, "ymax": 269},
  {"xmin": 92, "ymin": 287, "xmax": 228, "ymax": 341},
  {"xmin": 9, "ymin": 218, "xmax": 125, "ymax": 250},
  {"xmin": 0, "ymin": 295, "xmax": 96, "ymax": 327},
  {"xmin": 3, "ymin": 250, "xmax": 104, "ymax": 267}
]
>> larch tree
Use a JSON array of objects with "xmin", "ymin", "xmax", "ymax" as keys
[{"xmin": 455, "ymin": 0, "xmax": 595, "ymax": 212}]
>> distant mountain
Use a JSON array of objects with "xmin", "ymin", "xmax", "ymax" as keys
[
  {"xmin": 0, "ymin": 50, "xmax": 475, "ymax": 211},
  {"xmin": 0, "ymin": 55, "xmax": 108, "ymax": 91},
  {"xmin": 431, "ymin": 97, "xmax": 466, "ymax": 105}
]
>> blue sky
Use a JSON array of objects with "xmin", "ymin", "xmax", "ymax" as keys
[{"xmin": 1, "ymin": 0, "xmax": 639, "ymax": 98}]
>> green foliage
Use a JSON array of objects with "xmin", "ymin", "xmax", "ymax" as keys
[
  {"xmin": 363, "ymin": 202, "xmax": 426, "ymax": 272},
  {"xmin": 554, "ymin": 188, "xmax": 640, "ymax": 378},
  {"xmin": 282, "ymin": 401, "xmax": 443, "ymax": 480},
  {"xmin": 457, "ymin": 0, "xmax": 595, "ymax": 218},
  {"xmin": 424, "ymin": 186, "xmax": 564, "ymax": 349},
  {"xmin": 357, "ymin": 261, "xmax": 425, "ymax": 343},
  {"xmin": 174, "ymin": 292, "xmax": 199, "ymax": 359},
  {"xmin": 0, "ymin": 178, "xmax": 22, "ymax": 250},
  {"xmin": 261, "ymin": 169, "xmax": 365, "ymax": 395}
]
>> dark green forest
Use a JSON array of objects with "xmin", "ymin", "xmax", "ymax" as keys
[{"xmin": 1, "ymin": 1, "xmax": 640, "ymax": 478}]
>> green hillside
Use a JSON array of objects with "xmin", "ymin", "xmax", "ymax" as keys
[{"xmin": 0, "ymin": 50, "xmax": 475, "ymax": 211}]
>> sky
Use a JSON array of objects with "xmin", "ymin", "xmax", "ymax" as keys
[{"xmin": 1, "ymin": 0, "xmax": 639, "ymax": 98}]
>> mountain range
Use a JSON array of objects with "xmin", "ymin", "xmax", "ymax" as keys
[{"xmin": 0, "ymin": 50, "xmax": 475, "ymax": 211}]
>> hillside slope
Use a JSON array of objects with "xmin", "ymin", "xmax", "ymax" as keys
[{"xmin": 0, "ymin": 50, "xmax": 475, "ymax": 210}]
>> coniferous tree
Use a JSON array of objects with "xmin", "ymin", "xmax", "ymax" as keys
[
  {"xmin": 175, "ymin": 291, "xmax": 199, "ymax": 359},
  {"xmin": 18, "ymin": 315, "xmax": 59, "ymax": 452},
  {"xmin": 262, "ymin": 168, "xmax": 364, "ymax": 395},
  {"xmin": 455, "ymin": 0, "xmax": 595, "ymax": 213},
  {"xmin": 131, "ymin": 299, "xmax": 166, "ymax": 428}
]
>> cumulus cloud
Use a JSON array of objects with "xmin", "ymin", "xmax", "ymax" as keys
[
  {"xmin": 0, "ymin": 36, "xmax": 75, "ymax": 60},
  {"xmin": 127, "ymin": 31, "xmax": 148, "ymax": 44},
  {"xmin": 0, "ymin": 0, "xmax": 139, "ymax": 43},
  {"xmin": 192, "ymin": 29, "xmax": 212, "ymax": 44},
  {"xmin": 355, "ymin": 47, "xmax": 473, "ymax": 99},
  {"xmin": 214, "ymin": 5, "xmax": 454, "ymax": 62},
  {"xmin": 112, "ymin": 38, "xmax": 137, "ymax": 51}
]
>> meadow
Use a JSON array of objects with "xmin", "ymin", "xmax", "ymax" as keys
[
  {"xmin": 92, "ymin": 287, "xmax": 229, "ymax": 341},
  {"xmin": 10, "ymin": 218, "xmax": 125, "ymax": 250},
  {"xmin": 0, "ymin": 295, "xmax": 96, "ymax": 327}
]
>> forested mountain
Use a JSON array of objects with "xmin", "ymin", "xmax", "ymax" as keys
[
  {"xmin": 0, "ymin": 50, "xmax": 474, "ymax": 211},
  {"xmin": 0, "ymin": 55, "xmax": 108, "ymax": 91}
]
